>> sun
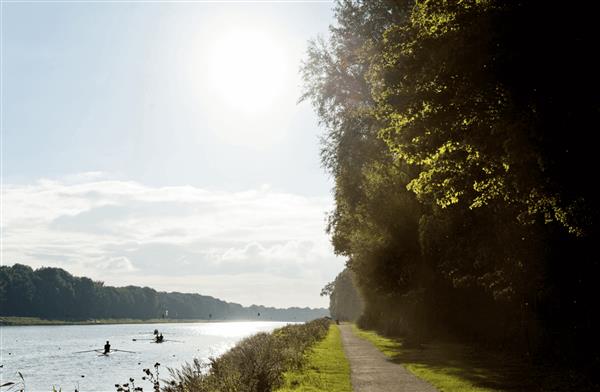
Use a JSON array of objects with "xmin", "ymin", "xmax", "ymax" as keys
[{"xmin": 206, "ymin": 29, "xmax": 287, "ymax": 115}]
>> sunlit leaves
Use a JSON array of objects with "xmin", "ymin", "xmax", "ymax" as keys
[{"xmin": 303, "ymin": 0, "xmax": 598, "ymax": 351}]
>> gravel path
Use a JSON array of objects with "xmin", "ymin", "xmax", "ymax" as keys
[{"xmin": 339, "ymin": 324, "xmax": 438, "ymax": 392}]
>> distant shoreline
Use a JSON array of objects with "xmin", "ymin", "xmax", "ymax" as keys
[{"xmin": 0, "ymin": 316, "xmax": 293, "ymax": 326}]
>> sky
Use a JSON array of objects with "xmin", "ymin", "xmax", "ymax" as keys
[{"xmin": 0, "ymin": 1, "xmax": 344, "ymax": 308}]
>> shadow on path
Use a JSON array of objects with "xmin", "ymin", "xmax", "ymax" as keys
[
  {"xmin": 339, "ymin": 324, "xmax": 438, "ymax": 392},
  {"xmin": 356, "ymin": 327, "xmax": 596, "ymax": 392}
]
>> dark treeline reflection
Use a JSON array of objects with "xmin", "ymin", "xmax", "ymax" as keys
[
  {"xmin": 0, "ymin": 264, "xmax": 327, "ymax": 321},
  {"xmin": 305, "ymin": 0, "xmax": 598, "ymax": 365}
]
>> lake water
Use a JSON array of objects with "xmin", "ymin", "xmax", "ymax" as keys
[{"xmin": 0, "ymin": 321, "xmax": 291, "ymax": 391}]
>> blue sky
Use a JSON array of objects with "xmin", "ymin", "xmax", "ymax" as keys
[{"xmin": 1, "ymin": 1, "xmax": 343, "ymax": 308}]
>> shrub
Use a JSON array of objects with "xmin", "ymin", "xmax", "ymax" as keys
[{"xmin": 166, "ymin": 318, "xmax": 330, "ymax": 392}]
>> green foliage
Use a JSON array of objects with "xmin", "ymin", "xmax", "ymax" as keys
[
  {"xmin": 368, "ymin": 0, "xmax": 595, "ymax": 236},
  {"xmin": 0, "ymin": 264, "xmax": 327, "ymax": 321},
  {"xmin": 165, "ymin": 318, "xmax": 331, "ymax": 392},
  {"xmin": 302, "ymin": 0, "xmax": 600, "ymax": 364}
]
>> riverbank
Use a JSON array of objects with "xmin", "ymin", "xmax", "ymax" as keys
[
  {"xmin": 277, "ymin": 324, "xmax": 352, "ymax": 391},
  {"xmin": 0, "ymin": 316, "xmax": 247, "ymax": 326},
  {"xmin": 164, "ymin": 318, "xmax": 331, "ymax": 391}
]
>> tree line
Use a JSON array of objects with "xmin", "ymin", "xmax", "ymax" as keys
[
  {"xmin": 0, "ymin": 264, "xmax": 328, "ymax": 321},
  {"xmin": 306, "ymin": 0, "xmax": 598, "ymax": 364},
  {"xmin": 320, "ymin": 268, "xmax": 362, "ymax": 322}
]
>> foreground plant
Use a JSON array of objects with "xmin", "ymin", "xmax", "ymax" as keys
[
  {"xmin": 165, "ymin": 318, "xmax": 330, "ymax": 392},
  {"xmin": 116, "ymin": 362, "xmax": 161, "ymax": 392}
]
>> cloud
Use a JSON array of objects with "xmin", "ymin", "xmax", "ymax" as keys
[
  {"xmin": 92, "ymin": 256, "xmax": 137, "ymax": 273},
  {"xmin": 1, "ymin": 175, "xmax": 344, "ymax": 307}
]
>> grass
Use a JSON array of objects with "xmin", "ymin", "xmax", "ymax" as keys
[
  {"xmin": 352, "ymin": 325, "xmax": 529, "ymax": 392},
  {"xmin": 276, "ymin": 324, "xmax": 352, "ymax": 392},
  {"xmin": 0, "ymin": 316, "xmax": 218, "ymax": 326},
  {"xmin": 352, "ymin": 325, "xmax": 598, "ymax": 392}
]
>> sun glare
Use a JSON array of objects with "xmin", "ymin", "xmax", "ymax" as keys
[{"xmin": 207, "ymin": 30, "xmax": 287, "ymax": 115}]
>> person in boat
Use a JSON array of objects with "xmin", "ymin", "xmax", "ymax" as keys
[{"xmin": 104, "ymin": 341, "xmax": 111, "ymax": 354}]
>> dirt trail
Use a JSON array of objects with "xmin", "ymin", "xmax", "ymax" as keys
[{"xmin": 339, "ymin": 324, "xmax": 438, "ymax": 392}]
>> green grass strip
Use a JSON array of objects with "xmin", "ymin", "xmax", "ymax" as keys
[
  {"xmin": 352, "ymin": 325, "xmax": 502, "ymax": 392},
  {"xmin": 277, "ymin": 324, "xmax": 352, "ymax": 392}
]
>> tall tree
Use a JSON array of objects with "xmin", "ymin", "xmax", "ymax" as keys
[{"xmin": 303, "ymin": 0, "xmax": 599, "ymax": 357}]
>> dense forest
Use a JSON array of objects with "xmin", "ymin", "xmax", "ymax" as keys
[
  {"xmin": 0, "ymin": 264, "xmax": 328, "ymax": 321},
  {"xmin": 307, "ymin": 0, "xmax": 599, "ymax": 367}
]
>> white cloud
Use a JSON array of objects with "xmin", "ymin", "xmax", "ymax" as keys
[
  {"xmin": 1, "ymin": 175, "xmax": 344, "ymax": 307},
  {"xmin": 93, "ymin": 256, "xmax": 137, "ymax": 273}
]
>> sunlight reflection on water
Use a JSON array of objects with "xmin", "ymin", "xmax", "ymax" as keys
[{"xmin": 0, "ymin": 321, "xmax": 292, "ymax": 391}]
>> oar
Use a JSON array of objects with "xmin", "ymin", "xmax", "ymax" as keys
[
  {"xmin": 166, "ymin": 339, "xmax": 184, "ymax": 343},
  {"xmin": 74, "ymin": 349, "xmax": 101, "ymax": 354},
  {"xmin": 132, "ymin": 338, "xmax": 154, "ymax": 341},
  {"xmin": 113, "ymin": 349, "xmax": 137, "ymax": 354}
]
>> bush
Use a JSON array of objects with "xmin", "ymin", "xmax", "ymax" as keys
[{"xmin": 165, "ymin": 318, "xmax": 330, "ymax": 392}]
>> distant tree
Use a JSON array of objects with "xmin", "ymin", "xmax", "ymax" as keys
[
  {"xmin": 0, "ymin": 265, "xmax": 329, "ymax": 322},
  {"xmin": 322, "ymin": 268, "xmax": 363, "ymax": 321},
  {"xmin": 2, "ymin": 264, "xmax": 37, "ymax": 316}
]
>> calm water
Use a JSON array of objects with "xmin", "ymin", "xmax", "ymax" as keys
[{"xmin": 0, "ymin": 321, "xmax": 290, "ymax": 391}]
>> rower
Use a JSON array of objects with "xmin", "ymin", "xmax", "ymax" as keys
[{"xmin": 104, "ymin": 341, "xmax": 111, "ymax": 354}]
